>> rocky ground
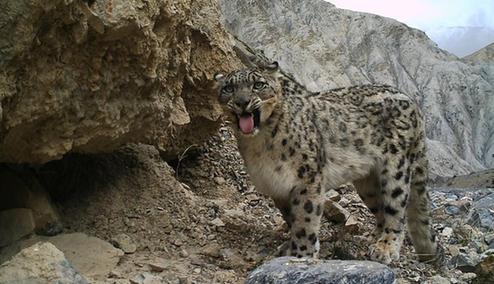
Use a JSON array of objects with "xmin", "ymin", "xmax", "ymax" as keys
[{"xmin": 0, "ymin": 125, "xmax": 493, "ymax": 283}]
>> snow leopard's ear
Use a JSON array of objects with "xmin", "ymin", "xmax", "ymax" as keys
[
  {"xmin": 213, "ymin": 73, "xmax": 225, "ymax": 81},
  {"xmin": 263, "ymin": 61, "xmax": 279, "ymax": 71},
  {"xmin": 212, "ymin": 72, "xmax": 225, "ymax": 90},
  {"xmin": 261, "ymin": 61, "xmax": 282, "ymax": 79}
]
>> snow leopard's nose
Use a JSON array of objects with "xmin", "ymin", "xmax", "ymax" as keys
[{"xmin": 233, "ymin": 95, "xmax": 251, "ymax": 110}]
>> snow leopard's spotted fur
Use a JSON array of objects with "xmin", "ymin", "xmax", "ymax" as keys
[{"xmin": 214, "ymin": 62, "xmax": 438, "ymax": 264}]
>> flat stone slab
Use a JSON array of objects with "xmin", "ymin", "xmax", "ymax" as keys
[
  {"xmin": 246, "ymin": 257, "xmax": 395, "ymax": 284},
  {"xmin": 44, "ymin": 233, "xmax": 125, "ymax": 281},
  {"xmin": 0, "ymin": 242, "xmax": 88, "ymax": 283},
  {"xmin": 0, "ymin": 233, "xmax": 124, "ymax": 281}
]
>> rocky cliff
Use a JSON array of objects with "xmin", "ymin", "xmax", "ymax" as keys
[
  {"xmin": 463, "ymin": 43, "xmax": 494, "ymax": 169},
  {"xmin": 219, "ymin": 0, "xmax": 494, "ymax": 177},
  {"xmin": 0, "ymin": 0, "xmax": 240, "ymax": 164}
]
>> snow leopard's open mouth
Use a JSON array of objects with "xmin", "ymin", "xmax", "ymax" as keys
[{"xmin": 236, "ymin": 108, "xmax": 261, "ymax": 135}]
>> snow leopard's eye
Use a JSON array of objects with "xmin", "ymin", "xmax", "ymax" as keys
[
  {"xmin": 219, "ymin": 85, "xmax": 235, "ymax": 103},
  {"xmin": 223, "ymin": 85, "xmax": 234, "ymax": 93},
  {"xmin": 253, "ymin": 81, "xmax": 267, "ymax": 90}
]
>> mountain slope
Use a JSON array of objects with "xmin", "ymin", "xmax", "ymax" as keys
[
  {"xmin": 219, "ymin": 0, "xmax": 494, "ymax": 177},
  {"xmin": 426, "ymin": 26, "xmax": 494, "ymax": 57},
  {"xmin": 463, "ymin": 43, "xmax": 494, "ymax": 169},
  {"xmin": 464, "ymin": 42, "xmax": 494, "ymax": 62}
]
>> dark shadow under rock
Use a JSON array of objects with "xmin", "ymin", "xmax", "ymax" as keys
[{"xmin": 246, "ymin": 257, "xmax": 395, "ymax": 284}]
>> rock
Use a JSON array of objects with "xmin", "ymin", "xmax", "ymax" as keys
[
  {"xmin": 219, "ymin": 248, "xmax": 246, "ymax": 269},
  {"xmin": 447, "ymin": 199, "xmax": 471, "ymax": 212},
  {"xmin": 113, "ymin": 280, "xmax": 132, "ymax": 284},
  {"xmin": 214, "ymin": 176, "xmax": 226, "ymax": 185},
  {"xmin": 109, "ymin": 269, "xmax": 124, "ymax": 278},
  {"xmin": 454, "ymin": 247, "xmax": 481, "ymax": 272},
  {"xmin": 224, "ymin": 209, "xmax": 244, "ymax": 218},
  {"xmin": 220, "ymin": 0, "xmax": 494, "ymax": 175},
  {"xmin": 111, "ymin": 233, "xmax": 137, "ymax": 254},
  {"xmin": 471, "ymin": 239, "xmax": 488, "ymax": 253},
  {"xmin": 468, "ymin": 193, "xmax": 494, "ymax": 230},
  {"xmin": 485, "ymin": 233, "xmax": 494, "ymax": 249},
  {"xmin": 445, "ymin": 205, "xmax": 461, "ymax": 215},
  {"xmin": 324, "ymin": 200, "xmax": 350, "ymax": 223},
  {"xmin": 130, "ymin": 272, "xmax": 162, "ymax": 284},
  {"xmin": 148, "ymin": 258, "xmax": 172, "ymax": 272},
  {"xmin": 173, "ymin": 238, "xmax": 184, "ymax": 247},
  {"xmin": 0, "ymin": 232, "xmax": 126, "ymax": 281},
  {"xmin": 429, "ymin": 275, "xmax": 450, "ymax": 284},
  {"xmin": 179, "ymin": 276, "xmax": 192, "ymax": 284},
  {"xmin": 338, "ymin": 197, "xmax": 351, "ymax": 207},
  {"xmin": 325, "ymin": 189, "xmax": 341, "ymax": 201},
  {"xmin": 459, "ymin": 272, "xmax": 477, "ymax": 282},
  {"xmin": 448, "ymin": 245, "xmax": 460, "ymax": 257},
  {"xmin": 246, "ymin": 257, "xmax": 395, "ymax": 284},
  {"xmin": 468, "ymin": 208, "xmax": 494, "ymax": 230},
  {"xmin": 223, "ymin": 208, "xmax": 249, "ymax": 230},
  {"xmin": 201, "ymin": 242, "xmax": 222, "ymax": 258},
  {"xmin": 210, "ymin": 217, "xmax": 226, "ymax": 227},
  {"xmin": 474, "ymin": 249, "xmax": 494, "ymax": 283},
  {"xmin": 179, "ymin": 249, "xmax": 189, "ymax": 258},
  {"xmin": 455, "ymin": 224, "xmax": 477, "ymax": 240},
  {"xmin": 440, "ymin": 227, "xmax": 454, "ymax": 238},
  {"xmin": 44, "ymin": 233, "xmax": 124, "ymax": 281},
  {"xmin": 0, "ymin": 0, "xmax": 241, "ymax": 164},
  {"xmin": 344, "ymin": 215, "xmax": 360, "ymax": 233},
  {"xmin": 0, "ymin": 242, "xmax": 88, "ymax": 283},
  {"xmin": 407, "ymin": 273, "xmax": 421, "ymax": 282},
  {"xmin": 0, "ymin": 208, "xmax": 35, "ymax": 247}
]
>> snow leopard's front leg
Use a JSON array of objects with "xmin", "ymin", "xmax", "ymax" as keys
[{"xmin": 278, "ymin": 180, "xmax": 325, "ymax": 258}]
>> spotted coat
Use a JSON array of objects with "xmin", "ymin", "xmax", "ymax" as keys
[{"xmin": 214, "ymin": 63, "xmax": 438, "ymax": 264}]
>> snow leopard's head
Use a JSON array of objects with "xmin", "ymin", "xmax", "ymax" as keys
[{"xmin": 214, "ymin": 62, "xmax": 282, "ymax": 136}]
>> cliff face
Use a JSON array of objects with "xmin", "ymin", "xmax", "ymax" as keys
[
  {"xmin": 0, "ymin": 0, "xmax": 240, "ymax": 163},
  {"xmin": 463, "ymin": 43, "xmax": 494, "ymax": 169},
  {"xmin": 219, "ymin": 0, "xmax": 494, "ymax": 177}
]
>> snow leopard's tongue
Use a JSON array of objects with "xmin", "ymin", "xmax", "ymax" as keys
[{"xmin": 238, "ymin": 114, "xmax": 254, "ymax": 134}]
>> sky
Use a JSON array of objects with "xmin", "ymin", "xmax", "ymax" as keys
[
  {"xmin": 327, "ymin": 0, "xmax": 494, "ymax": 56},
  {"xmin": 328, "ymin": 0, "xmax": 494, "ymax": 31}
]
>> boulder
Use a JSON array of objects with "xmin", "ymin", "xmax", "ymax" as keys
[
  {"xmin": 0, "ymin": 242, "xmax": 88, "ymax": 283},
  {"xmin": 111, "ymin": 233, "xmax": 137, "ymax": 254},
  {"xmin": 0, "ymin": 0, "xmax": 240, "ymax": 164},
  {"xmin": 246, "ymin": 257, "xmax": 395, "ymax": 284},
  {"xmin": 324, "ymin": 200, "xmax": 350, "ymax": 224},
  {"xmin": 130, "ymin": 272, "xmax": 162, "ymax": 284},
  {"xmin": 44, "ymin": 233, "xmax": 125, "ymax": 281},
  {"xmin": 468, "ymin": 193, "xmax": 494, "ymax": 230},
  {"xmin": 474, "ymin": 249, "xmax": 494, "ymax": 284},
  {"xmin": 0, "ymin": 233, "xmax": 124, "ymax": 281}
]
